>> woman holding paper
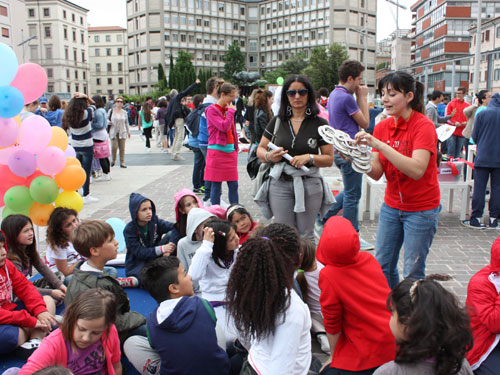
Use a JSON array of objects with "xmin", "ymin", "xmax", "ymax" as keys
[{"xmin": 255, "ymin": 75, "xmax": 334, "ymax": 241}]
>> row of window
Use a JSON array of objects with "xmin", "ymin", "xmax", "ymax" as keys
[
  {"xmin": 29, "ymin": 46, "xmax": 86, "ymax": 64},
  {"xmin": 46, "ymin": 84, "xmax": 88, "ymax": 95},
  {"xmin": 46, "ymin": 68, "xmax": 87, "ymax": 81},
  {"xmin": 28, "ymin": 7, "xmax": 84, "ymax": 25},
  {"xmin": 93, "ymin": 34, "xmax": 123, "ymax": 43},
  {"xmin": 95, "ymin": 63, "xmax": 124, "ymax": 72},
  {"xmin": 28, "ymin": 24, "xmax": 86, "ymax": 45},
  {"xmin": 260, "ymin": 0, "xmax": 331, "ymax": 17},
  {"xmin": 94, "ymin": 48, "xmax": 123, "ymax": 57},
  {"xmin": 164, "ymin": 0, "xmax": 247, "ymax": 17},
  {"xmin": 96, "ymin": 77, "xmax": 124, "ymax": 85}
]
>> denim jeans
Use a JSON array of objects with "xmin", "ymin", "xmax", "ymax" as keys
[
  {"xmin": 471, "ymin": 167, "xmax": 500, "ymax": 220},
  {"xmin": 192, "ymin": 147, "xmax": 205, "ymax": 190},
  {"xmin": 75, "ymin": 147, "xmax": 93, "ymax": 196},
  {"xmin": 335, "ymin": 153, "xmax": 362, "ymax": 232},
  {"xmin": 210, "ymin": 180, "xmax": 238, "ymax": 205},
  {"xmin": 319, "ymin": 191, "xmax": 344, "ymax": 225},
  {"xmin": 375, "ymin": 203, "xmax": 440, "ymax": 289},
  {"xmin": 447, "ymin": 135, "xmax": 466, "ymax": 158},
  {"xmin": 199, "ymin": 146, "xmax": 211, "ymax": 201}
]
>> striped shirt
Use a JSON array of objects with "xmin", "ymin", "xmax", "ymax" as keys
[{"xmin": 70, "ymin": 107, "xmax": 94, "ymax": 150}]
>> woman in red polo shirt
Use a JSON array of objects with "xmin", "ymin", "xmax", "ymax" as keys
[{"xmin": 354, "ymin": 71, "xmax": 440, "ymax": 289}]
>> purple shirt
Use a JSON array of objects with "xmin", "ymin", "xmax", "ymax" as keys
[
  {"xmin": 65, "ymin": 338, "xmax": 107, "ymax": 375},
  {"xmin": 328, "ymin": 86, "xmax": 360, "ymax": 138}
]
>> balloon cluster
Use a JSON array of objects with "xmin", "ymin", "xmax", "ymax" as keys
[{"xmin": 0, "ymin": 43, "xmax": 86, "ymax": 226}]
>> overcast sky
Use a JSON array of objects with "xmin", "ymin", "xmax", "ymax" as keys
[{"xmin": 72, "ymin": 0, "xmax": 412, "ymax": 42}]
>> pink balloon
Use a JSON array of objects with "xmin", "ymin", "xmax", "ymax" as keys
[
  {"xmin": 0, "ymin": 118, "xmax": 19, "ymax": 147},
  {"xmin": 36, "ymin": 146, "xmax": 66, "ymax": 175},
  {"xmin": 0, "ymin": 146, "xmax": 16, "ymax": 165},
  {"xmin": 8, "ymin": 149, "xmax": 36, "ymax": 177},
  {"xmin": 64, "ymin": 145, "xmax": 76, "ymax": 158},
  {"xmin": 10, "ymin": 63, "xmax": 48, "ymax": 104},
  {"xmin": 18, "ymin": 115, "xmax": 51, "ymax": 153}
]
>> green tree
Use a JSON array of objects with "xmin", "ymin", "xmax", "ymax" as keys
[
  {"xmin": 302, "ymin": 43, "xmax": 349, "ymax": 91},
  {"xmin": 157, "ymin": 63, "xmax": 167, "ymax": 91},
  {"xmin": 168, "ymin": 55, "xmax": 175, "ymax": 90},
  {"xmin": 222, "ymin": 42, "xmax": 246, "ymax": 83},
  {"xmin": 281, "ymin": 51, "xmax": 308, "ymax": 76}
]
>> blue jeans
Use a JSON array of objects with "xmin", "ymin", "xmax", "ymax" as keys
[
  {"xmin": 192, "ymin": 147, "xmax": 205, "ymax": 190},
  {"xmin": 447, "ymin": 135, "xmax": 466, "ymax": 158},
  {"xmin": 375, "ymin": 203, "xmax": 440, "ymax": 289},
  {"xmin": 168, "ymin": 127, "xmax": 175, "ymax": 146},
  {"xmin": 210, "ymin": 181, "xmax": 238, "ymax": 205},
  {"xmin": 199, "ymin": 146, "xmax": 211, "ymax": 201},
  {"xmin": 335, "ymin": 153, "xmax": 362, "ymax": 232},
  {"xmin": 319, "ymin": 191, "xmax": 344, "ymax": 225},
  {"xmin": 471, "ymin": 167, "xmax": 500, "ymax": 220},
  {"xmin": 76, "ymin": 147, "xmax": 93, "ymax": 197}
]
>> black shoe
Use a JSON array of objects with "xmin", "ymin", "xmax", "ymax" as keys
[
  {"xmin": 489, "ymin": 218, "xmax": 499, "ymax": 229},
  {"xmin": 111, "ymin": 161, "xmax": 115, "ymax": 167},
  {"xmin": 120, "ymin": 164, "xmax": 127, "ymax": 168},
  {"xmin": 461, "ymin": 218, "xmax": 486, "ymax": 229}
]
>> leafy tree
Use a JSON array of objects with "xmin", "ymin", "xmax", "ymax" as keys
[
  {"xmin": 281, "ymin": 51, "xmax": 308, "ymax": 76},
  {"xmin": 168, "ymin": 55, "xmax": 175, "ymax": 90},
  {"xmin": 302, "ymin": 43, "xmax": 349, "ymax": 91},
  {"xmin": 222, "ymin": 42, "xmax": 246, "ymax": 83},
  {"xmin": 157, "ymin": 63, "xmax": 167, "ymax": 91}
]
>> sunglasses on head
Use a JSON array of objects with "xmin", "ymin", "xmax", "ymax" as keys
[{"xmin": 286, "ymin": 89, "xmax": 309, "ymax": 97}]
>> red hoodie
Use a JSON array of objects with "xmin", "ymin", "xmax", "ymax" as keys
[
  {"xmin": 317, "ymin": 217, "xmax": 395, "ymax": 371},
  {"xmin": 466, "ymin": 237, "xmax": 500, "ymax": 369}
]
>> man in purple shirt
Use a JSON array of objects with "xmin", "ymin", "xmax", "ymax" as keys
[{"xmin": 326, "ymin": 60, "xmax": 373, "ymax": 251}]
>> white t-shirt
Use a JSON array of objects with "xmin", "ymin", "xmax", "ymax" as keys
[
  {"xmin": 45, "ymin": 243, "xmax": 82, "ymax": 272},
  {"xmin": 304, "ymin": 262, "xmax": 324, "ymax": 313},
  {"xmin": 247, "ymin": 289, "xmax": 312, "ymax": 375},
  {"xmin": 152, "ymin": 107, "xmax": 159, "ymax": 127}
]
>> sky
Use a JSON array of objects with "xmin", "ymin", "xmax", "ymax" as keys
[{"xmin": 72, "ymin": 0, "xmax": 413, "ymax": 42}]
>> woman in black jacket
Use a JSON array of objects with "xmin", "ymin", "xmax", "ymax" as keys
[{"xmin": 253, "ymin": 89, "xmax": 273, "ymax": 144}]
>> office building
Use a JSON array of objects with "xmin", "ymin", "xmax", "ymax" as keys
[{"xmin": 0, "ymin": 0, "xmax": 29, "ymax": 63}]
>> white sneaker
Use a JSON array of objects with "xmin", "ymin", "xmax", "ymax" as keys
[
  {"xmin": 317, "ymin": 334, "xmax": 330, "ymax": 354},
  {"xmin": 83, "ymin": 194, "xmax": 99, "ymax": 204},
  {"xmin": 89, "ymin": 176, "xmax": 93, "ymax": 184},
  {"xmin": 95, "ymin": 174, "xmax": 111, "ymax": 182}
]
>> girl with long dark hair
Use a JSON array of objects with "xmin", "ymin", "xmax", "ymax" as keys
[{"xmin": 139, "ymin": 101, "xmax": 153, "ymax": 151}]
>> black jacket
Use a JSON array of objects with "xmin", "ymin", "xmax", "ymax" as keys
[{"xmin": 165, "ymin": 82, "xmax": 199, "ymax": 128}]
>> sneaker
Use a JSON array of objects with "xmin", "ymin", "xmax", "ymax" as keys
[
  {"xmin": 317, "ymin": 334, "xmax": 330, "ymax": 354},
  {"xmin": 314, "ymin": 219, "xmax": 324, "ymax": 241},
  {"xmin": 117, "ymin": 276, "xmax": 139, "ymax": 288},
  {"xmin": 15, "ymin": 338, "xmax": 42, "ymax": 359},
  {"xmin": 193, "ymin": 188, "xmax": 203, "ymax": 195},
  {"xmin": 145, "ymin": 147, "xmax": 151, "ymax": 152},
  {"xmin": 489, "ymin": 218, "xmax": 498, "ymax": 229},
  {"xmin": 200, "ymin": 186, "xmax": 205, "ymax": 193},
  {"xmin": 95, "ymin": 174, "xmax": 111, "ymax": 182},
  {"xmin": 120, "ymin": 164, "xmax": 127, "ymax": 168},
  {"xmin": 83, "ymin": 194, "xmax": 99, "ymax": 204},
  {"xmin": 461, "ymin": 218, "xmax": 486, "ymax": 229},
  {"xmin": 172, "ymin": 154, "xmax": 185, "ymax": 161},
  {"xmin": 89, "ymin": 176, "xmax": 93, "ymax": 184},
  {"xmin": 359, "ymin": 237, "xmax": 375, "ymax": 251}
]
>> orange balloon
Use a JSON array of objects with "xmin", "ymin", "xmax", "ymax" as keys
[
  {"xmin": 66, "ymin": 157, "xmax": 81, "ymax": 167},
  {"xmin": 54, "ymin": 165, "xmax": 86, "ymax": 191},
  {"xmin": 29, "ymin": 202, "xmax": 55, "ymax": 226},
  {"xmin": 47, "ymin": 127, "xmax": 69, "ymax": 151}
]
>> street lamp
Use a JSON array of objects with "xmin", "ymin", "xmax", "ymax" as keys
[
  {"xmin": 17, "ymin": 32, "xmax": 37, "ymax": 63},
  {"xmin": 385, "ymin": 0, "xmax": 408, "ymax": 33}
]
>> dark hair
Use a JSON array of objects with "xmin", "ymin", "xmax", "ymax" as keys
[
  {"xmin": 175, "ymin": 194, "xmax": 198, "ymax": 238},
  {"xmin": 48, "ymin": 95, "xmax": 62, "ymax": 111},
  {"xmin": 46, "ymin": 207, "xmax": 78, "ymax": 250},
  {"xmin": 295, "ymin": 237, "xmax": 316, "ymax": 303},
  {"xmin": 157, "ymin": 99, "xmax": 167, "ymax": 108},
  {"xmin": 142, "ymin": 101, "xmax": 152, "ymax": 123},
  {"xmin": 33, "ymin": 366, "xmax": 73, "ymax": 375},
  {"xmin": 192, "ymin": 94, "xmax": 204, "ymax": 109},
  {"xmin": 71, "ymin": 220, "xmax": 114, "ymax": 258},
  {"xmin": 92, "ymin": 95, "xmax": 105, "ymax": 108},
  {"xmin": 204, "ymin": 218, "xmax": 236, "ymax": 268},
  {"xmin": 255, "ymin": 89, "xmax": 273, "ymax": 121},
  {"xmin": 140, "ymin": 256, "xmax": 180, "ymax": 303},
  {"xmin": 319, "ymin": 87, "xmax": 329, "ymax": 97},
  {"xmin": 378, "ymin": 71, "xmax": 425, "ymax": 114},
  {"xmin": 226, "ymin": 204, "xmax": 254, "ymax": 226},
  {"xmin": 62, "ymin": 97, "xmax": 88, "ymax": 130},
  {"xmin": 0, "ymin": 230, "xmax": 5, "ymax": 244},
  {"xmin": 477, "ymin": 90, "xmax": 489, "ymax": 105},
  {"xmin": 226, "ymin": 223, "xmax": 300, "ymax": 341},
  {"xmin": 457, "ymin": 87, "xmax": 466, "ymax": 94},
  {"xmin": 389, "ymin": 275, "xmax": 473, "ymax": 375},
  {"xmin": 338, "ymin": 59, "xmax": 365, "ymax": 83},
  {"xmin": 1, "ymin": 215, "xmax": 40, "ymax": 270},
  {"xmin": 431, "ymin": 90, "xmax": 444, "ymax": 101},
  {"xmin": 277, "ymin": 75, "xmax": 319, "ymax": 121},
  {"xmin": 62, "ymin": 289, "xmax": 117, "ymax": 350}
]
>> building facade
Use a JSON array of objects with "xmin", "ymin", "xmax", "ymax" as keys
[
  {"xmin": 126, "ymin": 0, "xmax": 376, "ymax": 95},
  {"xmin": 390, "ymin": 29, "xmax": 411, "ymax": 71},
  {"xmin": 410, "ymin": 0, "xmax": 500, "ymax": 96},
  {"xmin": 88, "ymin": 26, "xmax": 128, "ymax": 96},
  {"xmin": 0, "ymin": 0, "xmax": 29, "ymax": 64},
  {"xmin": 25, "ymin": 0, "xmax": 90, "ymax": 98}
]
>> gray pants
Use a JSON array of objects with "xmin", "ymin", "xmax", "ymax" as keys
[
  {"xmin": 171, "ymin": 118, "xmax": 185, "ymax": 158},
  {"xmin": 269, "ymin": 176, "xmax": 323, "ymax": 241},
  {"xmin": 124, "ymin": 335, "xmax": 161, "ymax": 375}
]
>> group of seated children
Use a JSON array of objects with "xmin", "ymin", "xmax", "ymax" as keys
[{"xmin": 2, "ymin": 187, "xmax": 498, "ymax": 375}]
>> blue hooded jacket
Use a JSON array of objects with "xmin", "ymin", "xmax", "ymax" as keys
[
  {"xmin": 472, "ymin": 93, "xmax": 500, "ymax": 168},
  {"xmin": 43, "ymin": 109, "xmax": 64, "ymax": 127},
  {"xmin": 124, "ymin": 193, "xmax": 178, "ymax": 278},
  {"xmin": 147, "ymin": 296, "xmax": 229, "ymax": 375}
]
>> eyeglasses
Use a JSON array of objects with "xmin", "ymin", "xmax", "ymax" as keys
[
  {"xmin": 115, "ymin": 100, "xmax": 123, "ymax": 103},
  {"xmin": 286, "ymin": 89, "xmax": 309, "ymax": 97}
]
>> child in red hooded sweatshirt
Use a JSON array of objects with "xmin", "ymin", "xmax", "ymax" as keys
[{"xmin": 317, "ymin": 217, "xmax": 395, "ymax": 375}]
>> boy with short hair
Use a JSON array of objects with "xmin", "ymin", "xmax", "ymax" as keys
[
  {"xmin": 124, "ymin": 193, "xmax": 178, "ymax": 278},
  {"xmin": 124, "ymin": 256, "xmax": 229, "ymax": 375},
  {"xmin": 66, "ymin": 220, "xmax": 146, "ymax": 343}
]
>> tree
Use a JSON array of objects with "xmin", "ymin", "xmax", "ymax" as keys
[
  {"xmin": 157, "ymin": 63, "xmax": 167, "ymax": 91},
  {"xmin": 168, "ymin": 51, "xmax": 196, "ymax": 91},
  {"xmin": 302, "ymin": 43, "xmax": 349, "ymax": 91},
  {"xmin": 168, "ymin": 55, "xmax": 175, "ymax": 89},
  {"xmin": 222, "ymin": 42, "xmax": 246, "ymax": 83},
  {"xmin": 281, "ymin": 51, "xmax": 308, "ymax": 76}
]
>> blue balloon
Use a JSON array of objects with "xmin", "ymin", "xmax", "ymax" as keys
[
  {"xmin": 0, "ymin": 86, "xmax": 24, "ymax": 118},
  {"xmin": 105, "ymin": 217, "xmax": 127, "ymax": 252},
  {"xmin": 0, "ymin": 43, "xmax": 19, "ymax": 86}
]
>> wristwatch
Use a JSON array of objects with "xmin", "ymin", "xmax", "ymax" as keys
[{"xmin": 309, "ymin": 154, "xmax": 315, "ymax": 165}]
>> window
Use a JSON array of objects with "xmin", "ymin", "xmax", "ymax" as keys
[
  {"xmin": 81, "ymin": 33, "xmax": 84, "ymax": 44},
  {"xmin": 73, "ymin": 30, "xmax": 76, "ymax": 41},
  {"xmin": 107, "ymin": 63, "xmax": 112, "ymax": 72},
  {"xmin": 63, "ymin": 10, "xmax": 66, "ymax": 19},
  {"xmin": 81, "ymin": 51, "xmax": 85, "ymax": 62},
  {"xmin": 64, "ymin": 28, "xmax": 68, "ymax": 39},
  {"xmin": 96, "ymin": 78, "xmax": 101, "ymax": 85},
  {"xmin": 117, "ymin": 48, "xmax": 122, "ymax": 55},
  {"xmin": 28, "ymin": 8, "xmax": 35, "ymax": 17},
  {"xmin": 106, "ymin": 35, "xmax": 111, "ymax": 42},
  {"xmin": 106, "ymin": 48, "xmax": 111, "ymax": 56},
  {"xmin": 2, "ymin": 27, "xmax": 9, "ymax": 38},
  {"xmin": 497, "ymin": 27, "xmax": 500, "ymax": 38},
  {"xmin": 96, "ymin": 63, "xmax": 101, "ymax": 72},
  {"xmin": 83, "ymin": 71, "xmax": 86, "ymax": 79},
  {"xmin": 80, "ymin": 16, "xmax": 83, "ymax": 25},
  {"xmin": 45, "ymin": 46, "xmax": 52, "ymax": 59},
  {"xmin": 486, "ymin": 30, "xmax": 490, "ymax": 42},
  {"xmin": 118, "ymin": 62, "xmax": 123, "ymax": 71},
  {"xmin": 73, "ymin": 49, "xmax": 77, "ymax": 61},
  {"xmin": 74, "ymin": 70, "xmax": 78, "ymax": 79},
  {"xmin": 47, "ymin": 85, "xmax": 54, "ymax": 93},
  {"xmin": 234, "ymin": 22, "xmax": 238, "ymax": 31},
  {"xmin": 240, "ymin": 7, "xmax": 245, "ymax": 16},
  {"xmin": 117, "ymin": 34, "xmax": 122, "ymax": 42},
  {"xmin": 196, "ymin": 19, "xmax": 201, "ymax": 26},
  {"xmin": 107, "ymin": 78, "xmax": 112, "ymax": 84},
  {"xmin": 72, "ymin": 13, "xmax": 75, "ymax": 22},
  {"xmin": 204, "ymin": 20, "xmax": 209, "ymax": 27},
  {"xmin": 65, "ymin": 48, "xmax": 69, "ymax": 60},
  {"xmin": 181, "ymin": 34, "xmax": 186, "ymax": 42},
  {"xmin": 44, "ymin": 26, "xmax": 51, "ymax": 38},
  {"xmin": 119, "ymin": 77, "xmax": 123, "ymax": 84},
  {"xmin": 0, "ymin": 6, "xmax": 7, "ymax": 16},
  {"xmin": 95, "ymin": 48, "xmax": 100, "ymax": 56},
  {"xmin": 66, "ymin": 69, "xmax": 70, "ymax": 78},
  {"xmin": 43, "ymin": 8, "xmax": 49, "ymax": 17},
  {"xmin": 94, "ymin": 35, "xmax": 99, "ymax": 42}
]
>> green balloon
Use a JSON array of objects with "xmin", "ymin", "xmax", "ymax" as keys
[
  {"xmin": 276, "ymin": 77, "xmax": 284, "ymax": 85},
  {"xmin": 4, "ymin": 185, "xmax": 33, "ymax": 212},
  {"xmin": 2, "ymin": 206, "xmax": 30, "ymax": 220},
  {"xmin": 30, "ymin": 176, "xmax": 59, "ymax": 204}
]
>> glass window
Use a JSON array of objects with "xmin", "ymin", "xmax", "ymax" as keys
[
  {"xmin": 94, "ymin": 48, "xmax": 99, "ymax": 56},
  {"xmin": 43, "ymin": 8, "xmax": 49, "ymax": 17},
  {"xmin": 106, "ymin": 35, "xmax": 111, "ymax": 42}
]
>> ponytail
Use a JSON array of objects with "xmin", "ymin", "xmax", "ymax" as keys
[{"xmin": 412, "ymin": 81, "xmax": 425, "ymax": 114}]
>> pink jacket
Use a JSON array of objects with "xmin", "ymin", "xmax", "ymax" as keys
[
  {"xmin": 205, "ymin": 105, "xmax": 239, "ymax": 152},
  {"xmin": 19, "ymin": 325, "xmax": 121, "ymax": 375},
  {"xmin": 174, "ymin": 188, "xmax": 226, "ymax": 220}
]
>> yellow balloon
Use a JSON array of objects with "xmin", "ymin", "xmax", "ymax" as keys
[
  {"xmin": 48, "ymin": 127, "xmax": 69, "ymax": 151},
  {"xmin": 29, "ymin": 202, "xmax": 55, "ymax": 226},
  {"xmin": 55, "ymin": 191, "xmax": 84, "ymax": 212},
  {"xmin": 13, "ymin": 115, "xmax": 21, "ymax": 127}
]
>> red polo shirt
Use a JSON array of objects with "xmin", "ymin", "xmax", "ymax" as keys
[
  {"xmin": 446, "ymin": 98, "xmax": 469, "ymax": 137},
  {"xmin": 373, "ymin": 111, "xmax": 440, "ymax": 211}
]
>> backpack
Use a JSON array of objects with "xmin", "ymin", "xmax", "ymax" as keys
[
  {"xmin": 128, "ymin": 105, "xmax": 136, "ymax": 118},
  {"xmin": 185, "ymin": 103, "xmax": 211, "ymax": 138}
]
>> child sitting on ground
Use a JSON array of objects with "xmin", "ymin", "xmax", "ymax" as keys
[
  {"xmin": 226, "ymin": 204, "xmax": 259, "ymax": 245},
  {"xmin": 1, "ymin": 215, "xmax": 66, "ymax": 303},
  {"xmin": 124, "ymin": 193, "xmax": 177, "ymax": 278},
  {"xmin": 45, "ymin": 208, "xmax": 83, "ymax": 285},
  {"xmin": 124, "ymin": 256, "xmax": 229, "ymax": 375},
  {"xmin": 19, "ymin": 289, "xmax": 122, "ymax": 375},
  {"xmin": 374, "ymin": 275, "xmax": 473, "ymax": 375},
  {"xmin": 0, "ymin": 230, "xmax": 55, "ymax": 358},
  {"xmin": 296, "ymin": 237, "xmax": 330, "ymax": 354},
  {"xmin": 66, "ymin": 220, "xmax": 146, "ymax": 343}
]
